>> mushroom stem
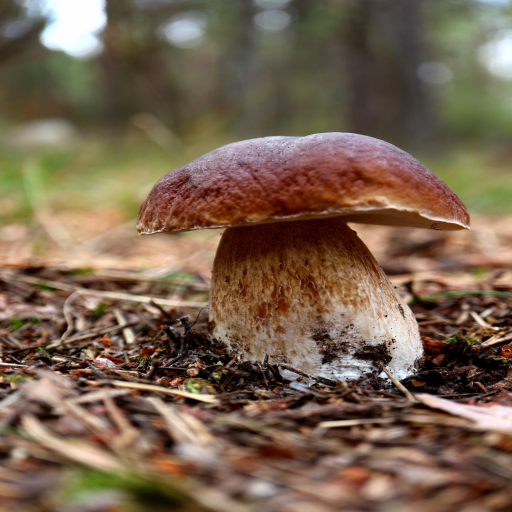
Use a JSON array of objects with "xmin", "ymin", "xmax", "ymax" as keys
[{"xmin": 209, "ymin": 218, "xmax": 422, "ymax": 380}]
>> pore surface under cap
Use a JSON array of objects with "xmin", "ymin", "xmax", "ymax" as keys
[{"xmin": 137, "ymin": 132, "xmax": 470, "ymax": 234}]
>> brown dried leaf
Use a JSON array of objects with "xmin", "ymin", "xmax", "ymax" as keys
[{"xmin": 417, "ymin": 393, "xmax": 512, "ymax": 433}]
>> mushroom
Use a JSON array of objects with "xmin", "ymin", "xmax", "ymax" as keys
[{"xmin": 137, "ymin": 133, "xmax": 469, "ymax": 381}]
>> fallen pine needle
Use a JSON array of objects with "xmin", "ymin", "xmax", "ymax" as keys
[
  {"xmin": 72, "ymin": 388, "xmax": 130, "ymax": 405},
  {"xmin": 317, "ymin": 418, "xmax": 394, "ymax": 429},
  {"xmin": 382, "ymin": 367, "xmax": 416, "ymax": 401},
  {"xmin": 481, "ymin": 332, "xmax": 512, "ymax": 348},
  {"xmin": 46, "ymin": 322, "xmax": 139, "ymax": 348},
  {"xmin": 470, "ymin": 311, "xmax": 499, "ymax": 330},
  {"xmin": 109, "ymin": 380, "xmax": 219, "ymax": 404},
  {"xmin": 0, "ymin": 362, "xmax": 28, "ymax": 368},
  {"xmin": 76, "ymin": 288, "xmax": 207, "ymax": 309},
  {"xmin": 399, "ymin": 413, "xmax": 476, "ymax": 429},
  {"xmin": 21, "ymin": 414, "xmax": 123, "ymax": 471},
  {"xmin": 147, "ymin": 396, "xmax": 215, "ymax": 446}
]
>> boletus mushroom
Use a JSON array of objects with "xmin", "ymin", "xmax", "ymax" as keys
[{"xmin": 137, "ymin": 133, "xmax": 469, "ymax": 381}]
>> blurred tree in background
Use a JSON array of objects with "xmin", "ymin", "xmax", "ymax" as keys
[
  {"xmin": 0, "ymin": 0, "xmax": 45, "ymax": 65},
  {"xmin": 1, "ymin": 0, "xmax": 512, "ymax": 148}
]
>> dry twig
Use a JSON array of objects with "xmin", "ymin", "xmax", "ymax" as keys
[{"xmin": 382, "ymin": 367, "xmax": 416, "ymax": 401}]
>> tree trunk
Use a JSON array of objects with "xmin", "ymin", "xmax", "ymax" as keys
[
  {"xmin": 340, "ymin": 0, "xmax": 433, "ymax": 148},
  {"xmin": 99, "ymin": 0, "xmax": 182, "ymax": 129}
]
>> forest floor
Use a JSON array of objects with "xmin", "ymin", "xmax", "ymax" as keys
[{"xmin": 1, "ymin": 213, "xmax": 512, "ymax": 512}]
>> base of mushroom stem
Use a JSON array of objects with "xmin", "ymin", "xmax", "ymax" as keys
[
  {"xmin": 208, "ymin": 217, "xmax": 423, "ymax": 381},
  {"xmin": 234, "ymin": 353, "xmax": 417, "ymax": 383}
]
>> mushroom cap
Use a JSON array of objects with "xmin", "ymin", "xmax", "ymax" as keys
[{"xmin": 137, "ymin": 132, "xmax": 470, "ymax": 234}]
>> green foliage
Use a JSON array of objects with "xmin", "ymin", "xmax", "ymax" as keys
[
  {"xmin": 211, "ymin": 371, "xmax": 223, "ymax": 382},
  {"xmin": 93, "ymin": 302, "xmax": 108, "ymax": 320},
  {"xmin": 0, "ymin": 373, "xmax": 27, "ymax": 382},
  {"xmin": 161, "ymin": 271, "xmax": 196, "ymax": 282},
  {"xmin": 212, "ymin": 362, "xmax": 225, "ymax": 381},
  {"xmin": 56, "ymin": 468, "xmax": 207, "ymax": 512},
  {"xmin": 184, "ymin": 378, "xmax": 203, "ymax": 394},
  {"xmin": 38, "ymin": 284, "xmax": 57, "ymax": 292},
  {"xmin": 9, "ymin": 317, "xmax": 24, "ymax": 330},
  {"xmin": 185, "ymin": 293, "xmax": 209, "ymax": 303},
  {"xmin": 487, "ymin": 355, "xmax": 512, "ymax": 369},
  {"xmin": 67, "ymin": 268, "xmax": 94, "ymax": 276},
  {"xmin": 134, "ymin": 357, "xmax": 152, "ymax": 365},
  {"xmin": 445, "ymin": 335, "xmax": 478, "ymax": 353},
  {"xmin": 138, "ymin": 323, "xmax": 151, "ymax": 336},
  {"xmin": 36, "ymin": 347, "xmax": 53, "ymax": 357}
]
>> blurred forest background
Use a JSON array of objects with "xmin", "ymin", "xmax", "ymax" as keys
[{"xmin": 1, "ymin": 0, "xmax": 512, "ymax": 269}]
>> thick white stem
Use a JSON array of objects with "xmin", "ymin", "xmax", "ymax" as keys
[{"xmin": 209, "ymin": 218, "xmax": 422, "ymax": 380}]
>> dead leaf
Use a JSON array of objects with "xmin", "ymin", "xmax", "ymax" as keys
[{"xmin": 417, "ymin": 393, "xmax": 512, "ymax": 433}]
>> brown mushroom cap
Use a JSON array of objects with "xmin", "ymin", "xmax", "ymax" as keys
[{"xmin": 137, "ymin": 132, "xmax": 470, "ymax": 234}]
